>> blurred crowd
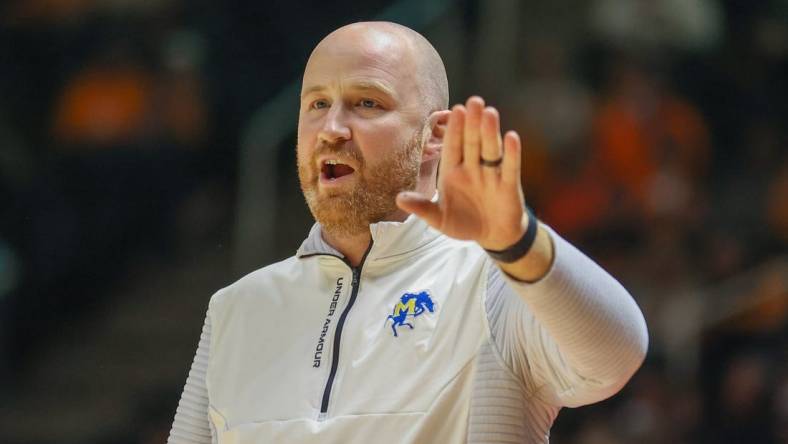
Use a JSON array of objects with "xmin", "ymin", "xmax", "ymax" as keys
[
  {"xmin": 0, "ymin": 0, "xmax": 786, "ymax": 443},
  {"xmin": 491, "ymin": 1, "xmax": 788, "ymax": 443},
  {"xmin": 1, "ymin": 1, "xmax": 217, "ymax": 377}
]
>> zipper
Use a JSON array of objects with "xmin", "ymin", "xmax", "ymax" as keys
[{"xmin": 318, "ymin": 241, "xmax": 373, "ymax": 419}]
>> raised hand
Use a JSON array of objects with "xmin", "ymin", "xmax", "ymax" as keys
[{"xmin": 397, "ymin": 96, "xmax": 527, "ymax": 252}]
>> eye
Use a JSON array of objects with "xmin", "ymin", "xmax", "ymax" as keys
[
  {"xmin": 358, "ymin": 99, "xmax": 379, "ymax": 109},
  {"xmin": 311, "ymin": 99, "xmax": 329, "ymax": 110}
]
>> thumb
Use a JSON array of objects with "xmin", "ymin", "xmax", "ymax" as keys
[{"xmin": 396, "ymin": 191, "xmax": 443, "ymax": 228}]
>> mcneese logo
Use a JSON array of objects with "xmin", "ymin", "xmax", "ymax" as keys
[{"xmin": 385, "ymin": 290, "xmax": 435, "ymax": 337}]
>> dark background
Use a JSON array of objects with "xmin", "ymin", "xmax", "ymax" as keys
[{"xmin": 0, "ymin": 0, "xmax": 786, "ymax": 443}]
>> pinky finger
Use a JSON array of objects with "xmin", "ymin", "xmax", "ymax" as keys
[{"xmin": 501, "ymin": 131, "xmax": 522, "ymax": 187}]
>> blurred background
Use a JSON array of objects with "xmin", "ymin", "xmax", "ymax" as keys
[{"xmin": 0, "ymin": 0, "xmax": 786, "ymax": 443}]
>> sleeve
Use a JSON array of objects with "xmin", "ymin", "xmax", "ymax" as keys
[
  {"xmin": 167, "ymin": 311, "xmax": 215, "ymax": 443},
  {"xmin": 485, "ymin": 225, "xmax": 648, "ymax": 408}
]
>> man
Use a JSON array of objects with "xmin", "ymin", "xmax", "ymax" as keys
[{"xmin": 168, "ymin": 22, "xmax": 648, "ymax": 443}]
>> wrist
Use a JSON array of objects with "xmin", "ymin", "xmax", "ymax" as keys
[{"xmin": 484, "ymin": 208, "xmax": 538, "ymax": 263}]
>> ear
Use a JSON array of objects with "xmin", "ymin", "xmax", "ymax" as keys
[{"xmin": 422, "ymin": 110, "xmax": 451, "ymax": 162}]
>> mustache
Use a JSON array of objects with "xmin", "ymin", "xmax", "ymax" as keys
[{"xmin": 313, "ymin": 141, "xmax": 364, "ymax": 165}]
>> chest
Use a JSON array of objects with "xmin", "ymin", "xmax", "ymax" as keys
[{"xmin": 207, "ymin": 251, "xmax": 489, "ymax": 429}]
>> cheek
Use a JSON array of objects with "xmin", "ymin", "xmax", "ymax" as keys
[
  {"xmin": 297, "ymin": 114, "xmax": 319, "ymax": 142},
  {"xmin": 296, "ymin": 148, "xmax": 314, "ymax": 183},
  {"xmin": 355, "ymin": 120, "xmax": 414, "ymax": 163},
  {"xmin": 296, "ymin": 127, "xmax": 315, "ymax": 163}
]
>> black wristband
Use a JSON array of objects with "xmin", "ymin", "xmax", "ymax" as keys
[{"xmin": 484, "ymin": 208, "xmax": 538, "ymax": 263}]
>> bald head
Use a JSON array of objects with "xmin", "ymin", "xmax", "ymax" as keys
[
  {"xmin": 297, "ymin": 22, "xmax": 451, "ymax": 236},
  {"xmin": 305, "ymin": 21, "xmax": 449, "ymax": 115}
]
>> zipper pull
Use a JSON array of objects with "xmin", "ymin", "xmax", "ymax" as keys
[{"xmin": 352, "ymin": 268, "xmax": 360, "ymax": 287}]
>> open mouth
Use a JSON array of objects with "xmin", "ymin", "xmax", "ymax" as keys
[{"xmin": 320, "ymin": 159, "xmax": 356, "ymax": 181}]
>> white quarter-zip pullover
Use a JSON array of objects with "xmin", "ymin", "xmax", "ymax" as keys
[{"xmin": 168, "ymin": 215, "xmax": 648, "ymax": 443}]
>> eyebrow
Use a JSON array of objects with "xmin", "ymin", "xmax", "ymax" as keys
[{"xmin": 300, "ymin": 80, "xmax": 396, "ymax": 100}]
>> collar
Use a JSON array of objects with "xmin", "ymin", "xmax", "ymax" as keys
[{"xmin": 296, "ymin": 212, "xmax": 443, "ymax": 262}]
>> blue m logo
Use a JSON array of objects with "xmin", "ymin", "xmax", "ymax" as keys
[{"xmin": 385, "ymin": 290, "xmax": 435, "ymax": 337}]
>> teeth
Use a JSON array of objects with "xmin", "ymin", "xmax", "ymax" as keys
[{"xmin": 325, "ymin": 160, "xmax": 338, "ymax": 165}]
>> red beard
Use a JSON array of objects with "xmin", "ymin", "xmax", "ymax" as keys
[{"xmin": 298, "ymin": 135, "xmax": 422, "ymax": 237}]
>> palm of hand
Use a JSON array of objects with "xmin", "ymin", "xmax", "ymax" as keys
[
  {"xmin": 398, "ymin": 96, "xmax": 527, "ymax": 251},
  {"xmin": 436, "ymin": 164, "xmax": 524, "ymax": 250}
]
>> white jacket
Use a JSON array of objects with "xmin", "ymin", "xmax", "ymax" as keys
[{"xmin": 169, "ymin": 215, "xmax": 648, "ymax": 443}]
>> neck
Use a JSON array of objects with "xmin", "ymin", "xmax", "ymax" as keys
[
  {"xmin": 320, "ymin": 168, "xmax": 437, "ymax": 267},
  {"xmin": 322, "ymin": 205, "xmax": 410, "ymax": 266},
  {"xmin": 321, "ymin": 229, "xmax": 372, "ymax": 267}
]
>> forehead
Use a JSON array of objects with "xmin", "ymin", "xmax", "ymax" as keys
[{"xmin": 302, "ymin": 29, "xmax": 417, "ymax": 95}]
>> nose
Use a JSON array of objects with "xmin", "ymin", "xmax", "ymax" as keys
[{"xmin": 318, "ymin": 103, "xmax": 351, "ymax": 144}]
